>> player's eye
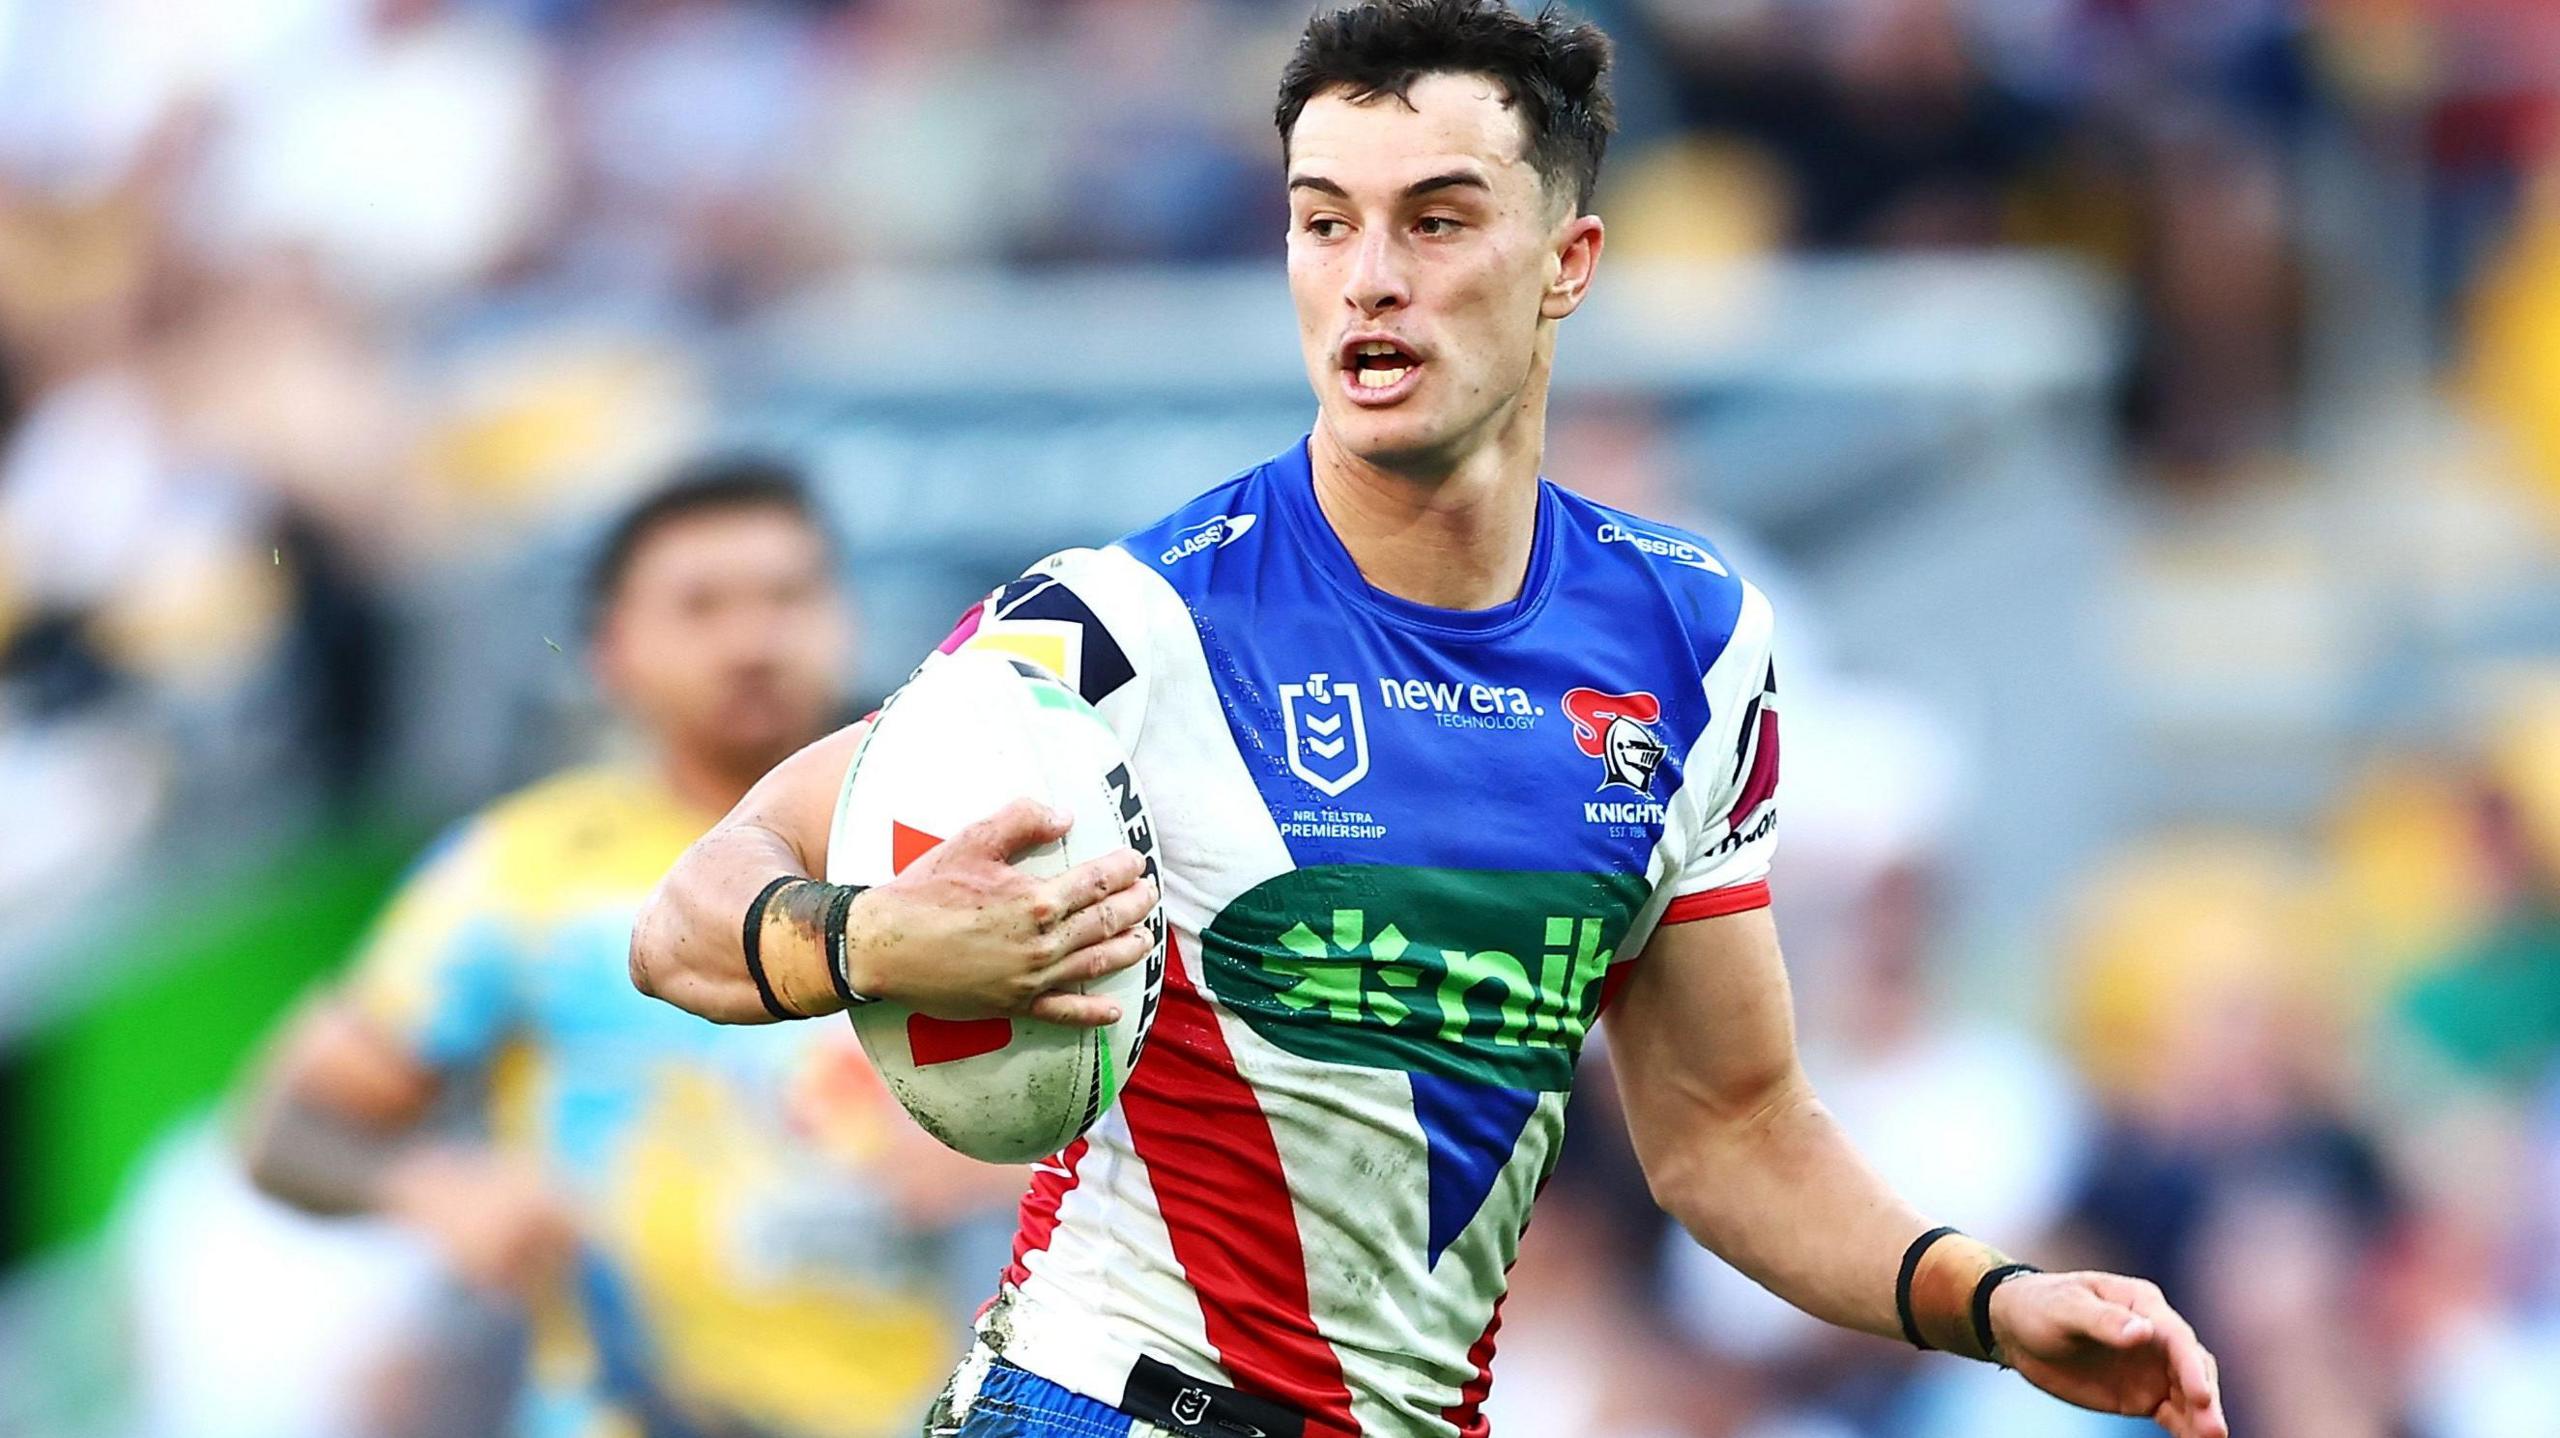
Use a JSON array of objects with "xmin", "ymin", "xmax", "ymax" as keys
[
  {"xmin": 1416, "ymin": 215, "xmax": 1465, "ymax": 238},
  {"xmin": 1302, "ymin": 216, "xmax": 1348, "ymax": 240}
]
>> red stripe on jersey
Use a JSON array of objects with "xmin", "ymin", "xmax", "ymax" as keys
[
  {"xmin": 1118, "ymin": 935, "xmax": 1360, "ymax": 1437},
  {"xmin": 1002, "ymin": 1137, "xmax": 1089, "ymax": 1289},
  {"xmin": 1662, "ymin": 880, "xmax": 1771, "ymax": 925},
  {"xmin": 1725, "ymin": 707, "xmax": 1780, "ymax": 828},
  {"xmin": 1441, "ymin": 1289, "xmax": 1510, "ymax": 1438}
]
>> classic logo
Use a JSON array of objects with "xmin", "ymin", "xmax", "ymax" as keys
[
  {"xmin": 1596, "ymin": 521, "xmax": 1727, "ymax": 574},
  {"xmin": 1563, "ymin": 688, "xmax": 1668, "ymax": 794},
  {"xmin": 1279, "ymin": 671, "xmax": 1370, "ymax": 797},
  {"xmin": 1171, "ymin": 1389, "xmax": 1212, "ymax": 1427},
  {"xmin": 1159, "ymin": 513, "xmax": 1258, "ymax": 564},
  {"xmin": 1201, "ymin": 866, "xmax": 1650, "ymax": 1091}
]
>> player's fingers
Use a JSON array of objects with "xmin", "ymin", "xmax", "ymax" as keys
[
  {"xmin": 2048, "ymin": 1285, "xmax": 2153, "ymax": 1350},
  {"xmin": 2173, "ymin": 1339, "xmax": 2226, "ymax": 1438},
  {"xmin": 954, "ymin": 799, "xmax": 1074, "ymax": 862},
  {"xmin": 1026, "ymin": 989, "xmax": 1124, "ymax": 1029},
  {"xmin": 1048, "ymin": 874, "xmax": 1159, "ymax": 955},
  {"xmin": 1035, "ymin": 925, "xmax": 1152, "ymax": 992},
  {"xmin": 1037, "ymin": 848, "xmax": 1147, "ymax": 930}
]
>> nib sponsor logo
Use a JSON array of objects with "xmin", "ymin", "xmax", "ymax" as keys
[{"xmin": 1202, "ymin": 866, "xmax": 1651, "ymax": 1091}]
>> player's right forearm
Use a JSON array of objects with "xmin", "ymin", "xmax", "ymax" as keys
[
  {"xmin": 629, "ymin": 820, "xmax": 854, "ymax": 1024},
  {"xmin": 237, "ymin": 1088, "xmax": 410, "ymax": 1215}
]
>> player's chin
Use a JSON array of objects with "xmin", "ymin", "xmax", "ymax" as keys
[
  {"xmin": 705, "ymin": 696, "xmax": 826, "ymax": 763},
  {"xmin": 1322, "ymin": 399, "xmax": 1462, "ymax": 472}
]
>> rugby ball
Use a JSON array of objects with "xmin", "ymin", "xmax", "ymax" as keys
[{"xmin": 826, "ymin": 648, "xmax": 1164, "ymax": 1163}]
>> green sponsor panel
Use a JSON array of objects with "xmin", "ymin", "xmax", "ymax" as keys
[{"xmin": 1200, "ymin": 866, "xmax": 1649, "ymax": 1091}]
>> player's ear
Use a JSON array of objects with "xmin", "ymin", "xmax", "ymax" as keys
[{"xmin": 1542, "ymin": 212, "xmax": 1603, "ymax": 321}]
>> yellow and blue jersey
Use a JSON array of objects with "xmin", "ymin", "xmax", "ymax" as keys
[{"xmin": 346, "ymin": 766, "xmax": 963, "ymax": 1438}]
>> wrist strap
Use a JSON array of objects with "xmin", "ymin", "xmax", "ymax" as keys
[
  {"xmin": 742, "ymin": 876, "xmax": 803, "ymax": 1021},
  {"xmin": 1896, "ymin": 1226, "xmax": 1960, "ymax": 1351},
  {"xmin": 821, "ymin": 882, "xmax": 877, "ymax": 1007},
  {"xmin": 1971, "ymin": 1263, "xmax": 2041, "ymax": 1367}
]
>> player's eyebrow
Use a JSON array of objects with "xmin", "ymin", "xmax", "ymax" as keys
[
  {"xmin": 1401, "ymin": 170, "xmax": 1491, "ymax": 200},
  {"xmin": 1286, "ymin": 170, "xmax": 1494, "ymax": 201}
]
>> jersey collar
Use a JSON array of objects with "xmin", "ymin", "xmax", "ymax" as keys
[{"xmin": 1271, "ymin": 434, "xmax": 1563, "ymax": 642}]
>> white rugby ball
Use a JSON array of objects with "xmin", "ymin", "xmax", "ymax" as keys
[{"xmin": 826, "ymin": 647, "xmax": 1164, "ymax": 1164}]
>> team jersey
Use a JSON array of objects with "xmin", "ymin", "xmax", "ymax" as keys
[
  {"xmin": 939, "ymin": 437, "xmax": 1781, "ymax": 1437},
  {"xmin": 345, "ymin": 767, "xmax": 968, "ymax": 1438}
]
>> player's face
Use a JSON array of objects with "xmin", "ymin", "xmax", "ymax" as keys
[
  {"xmin": 1286, "ymin": 72, "xmax": 1602, "ymax": 474},
  {"xmin": 595, "ymin": 507, "xmax": 849, "ymax": 778}
]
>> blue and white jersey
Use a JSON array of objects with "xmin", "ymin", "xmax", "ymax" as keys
[{"xmin": 940, "ymin": 436, "xmax": 1780, "ymax": 1438}]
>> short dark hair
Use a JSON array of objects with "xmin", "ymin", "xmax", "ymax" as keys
[
  {"xmin": 1276, "ymin": 0, "xmax": 1615, "ymax": 216},
  {"xmin": 583, "ymin": 454, "xmax": 830, "ymax": 630}
]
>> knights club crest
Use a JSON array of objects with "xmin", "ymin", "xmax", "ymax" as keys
[
  {"xmin": 1563, "ymin": 687, "xmax": 1668, "ymax": 794},
  {"xmin": 1280, "ymin": 671, "xmax": 1370, "ymax": 797}
]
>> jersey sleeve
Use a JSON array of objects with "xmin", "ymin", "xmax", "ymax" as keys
[
  {"xmin": 339, "ymin": 821, "xmax": 524, "ymax": 1072},
  {"xmin": 1664, "ymin": 579, "xmax": 1780, "ymax": 923},
  {"xmin": 920, "ymin": 546, "xmax": 1153, "ymax": 752}
]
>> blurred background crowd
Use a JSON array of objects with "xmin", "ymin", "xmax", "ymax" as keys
[{"xmin": 4, "ymin": 0, "xmax": 2560, "ymax": 1436}]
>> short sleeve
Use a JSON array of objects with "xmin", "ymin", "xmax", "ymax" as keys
[
  {"xmin": 339, "ymin": 823, "xmax": 523, "ymax": 1072},
  {"xmin": 1664, "ymin": 580, "xmax": 1780, "ymax": 923},
  {"xmin": 920, "ymin": 546, "xmax": 1153, "ymax": 752}
]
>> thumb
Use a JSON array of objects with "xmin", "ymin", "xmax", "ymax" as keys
[{"xmin": 954, "ymin": 798, "xmax": 1073, "ymax": 862}]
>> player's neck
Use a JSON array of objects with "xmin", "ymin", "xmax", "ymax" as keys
[{"xmin": 1308, "ymin": 400, "xmax": 1547, "ymax": 613}]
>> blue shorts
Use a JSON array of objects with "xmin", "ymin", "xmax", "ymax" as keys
[{"xmin": 931, "ymin": 1357, "xmax": 1171, "ymax": 1438}]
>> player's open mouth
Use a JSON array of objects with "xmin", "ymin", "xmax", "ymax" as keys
[{"xmin": 1339, "ymin": 336, "xmax": 1423, "ymax": 406}]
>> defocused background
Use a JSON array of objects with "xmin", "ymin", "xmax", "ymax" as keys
[{"xmin": 2, "ymin": 0, "xmax": 2559, "ymax": 1435}]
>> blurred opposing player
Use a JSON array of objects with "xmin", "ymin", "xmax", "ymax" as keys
[
  {"xmin": 243, "ymin": 459, "xmax": 1013, "ymax": 1438},
  {"xmin": 629, "ymin": 4, "xmax": 2228, "ymax": 1437}
]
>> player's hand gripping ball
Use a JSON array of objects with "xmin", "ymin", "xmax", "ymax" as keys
[{"xmin": 827, "ymin": 649, "xmax": 1166, "ymax": 1162}]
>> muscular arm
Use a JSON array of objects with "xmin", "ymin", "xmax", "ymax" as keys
[
  {"xmin": 629, "ymin": 721, "xmax": 1158, "ymax": 1029},
  {"xmin": 1611, "ymin": 909, "xmax": 2227, "ymax": 1437},
  {"xmin": 628, "ymin": 723, "xmax": 863, "ymax": 1024},
  {"xmin": 1607, "ymin": 907, "xmax": 1936, "ymax": 1340}
]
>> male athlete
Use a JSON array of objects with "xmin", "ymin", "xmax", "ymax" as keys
[
  {"xmin": 628, "ymin": 5, "xmax": 2228, "ymax": 1436},
  {"xmin": 244, "ymin": 461, "xmax": 1014, "ymax": 1438}
]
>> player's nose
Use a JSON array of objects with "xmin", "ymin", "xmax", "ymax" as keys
[{"xmin": 1343, "ymin": 228, "xmax": 1410, "ymax": 315}]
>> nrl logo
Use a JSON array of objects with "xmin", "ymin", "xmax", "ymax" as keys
[
  {"xmin": 1279, "ymin": 671, "xmax": 1370, "ymax": 797},
  {"xmin": 1563, "ymin": 687, "xmax": 1668, "ymax": 794}
]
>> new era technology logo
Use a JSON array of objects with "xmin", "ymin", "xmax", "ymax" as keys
[{"xmin": 1280, "ymin": 671, "xmax": 1370, "ymax": 796}]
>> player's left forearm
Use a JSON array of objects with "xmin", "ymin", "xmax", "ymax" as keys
[{"xmin": 1642, "ymin": 1066, "xmax": 2015, "ymax": 1355}]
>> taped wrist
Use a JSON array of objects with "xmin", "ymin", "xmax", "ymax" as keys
[
  {"xmin": 741, "ymin": 876, "xmax": 804, "ymax": 1020},
  {"xmin": 1896, "ymin": 1226, "xmax": 2021, "ymax": 1362},
  {"xmin": 742, "ymin": 877, "xmax": 877, "ymax": 1019}
]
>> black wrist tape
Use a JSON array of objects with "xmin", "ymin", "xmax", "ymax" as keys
[
  {"xmin": 1970, "ymin": 1263, "xmax": 2040, "ymax": 1366},
  {"xmin": 1896, "ymin": 1225, "xmax": 1960, "ymax": 1351},
  {"xmin": 741, "ymin": 875, "xmax": 802, "ymax": 1021},
  {"xmin": 821, "ymin": 881, "xmax": 873, "ymax": 1007}
]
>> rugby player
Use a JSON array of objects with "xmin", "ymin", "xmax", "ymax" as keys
[
  {"xmin": 244, "ymin": 460, "xmax": 1015, "ymax": 1438},
  {"xmin": 628, "ymin": 5, "xmax": 2228, "ymax": 1436}
]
